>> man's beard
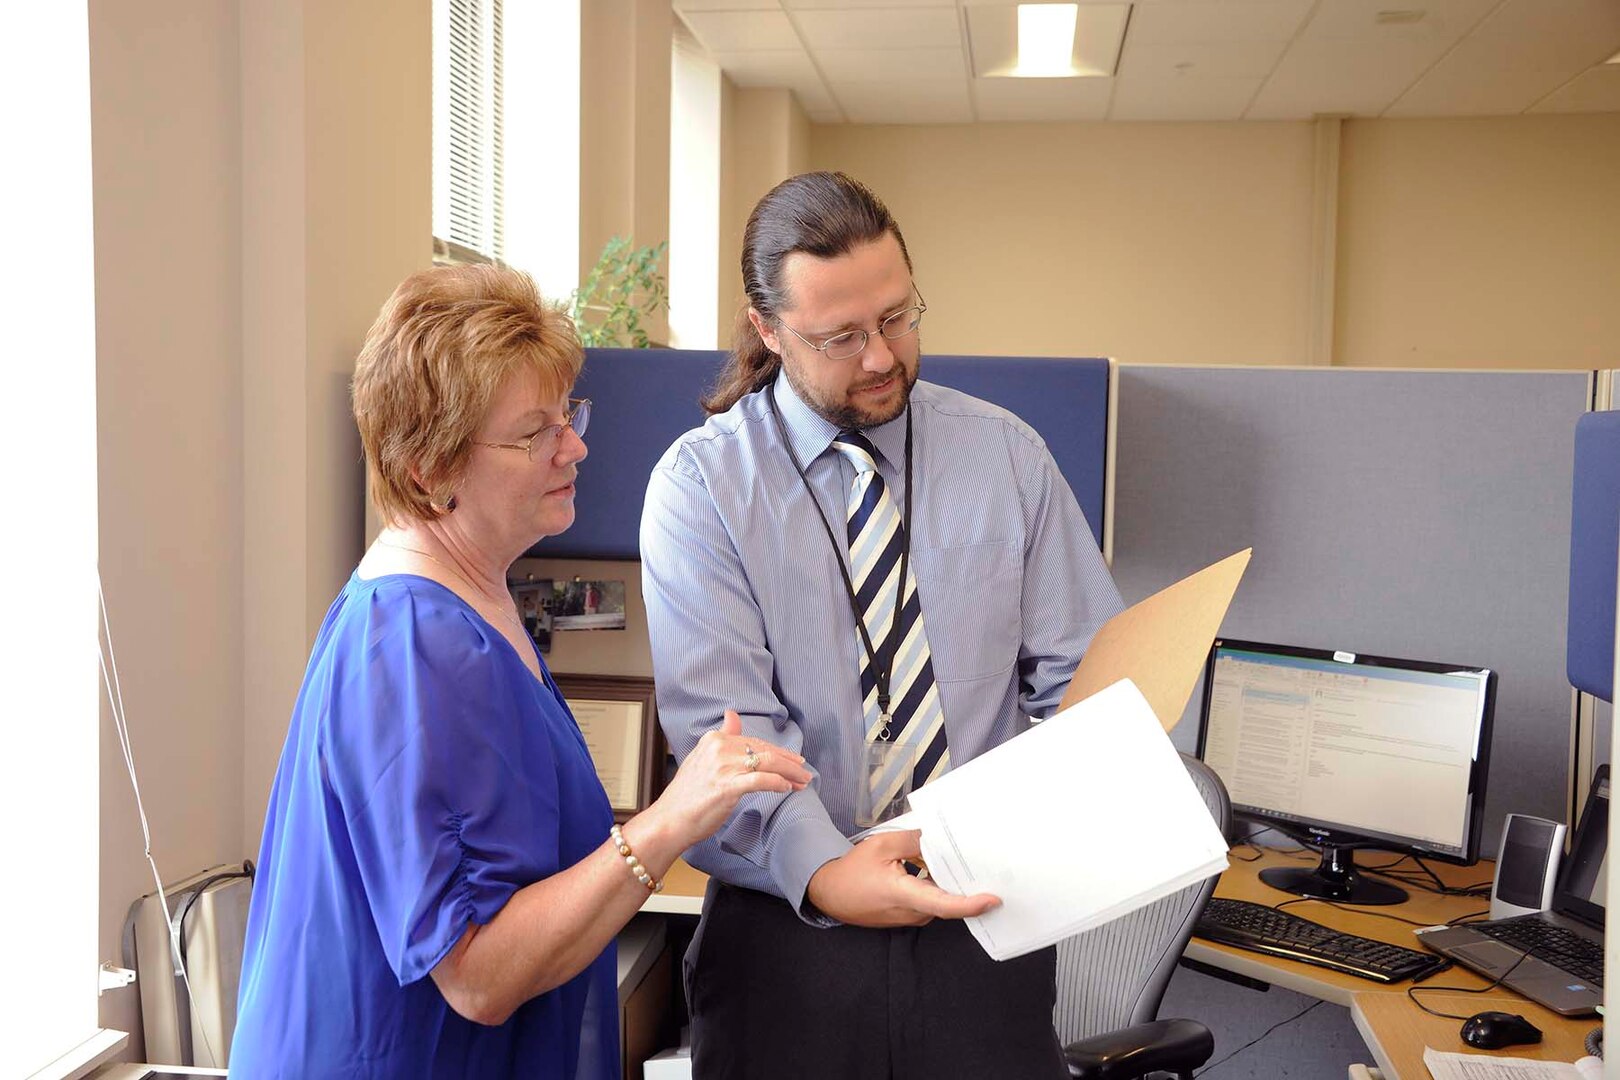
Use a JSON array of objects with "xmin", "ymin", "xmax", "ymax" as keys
[{"xmin": 784, "ymin": 358, "xmax": 919, "ymax": 432}]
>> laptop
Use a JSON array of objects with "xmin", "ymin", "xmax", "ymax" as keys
[{"xmin": 1415, "ymin": 766, "xmax": 1608, "ymax": 1016}]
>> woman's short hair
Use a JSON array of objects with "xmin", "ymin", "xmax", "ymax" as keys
[{"xmin": 353, "ymin": 264, "xmax": 583, "ymax": 524}]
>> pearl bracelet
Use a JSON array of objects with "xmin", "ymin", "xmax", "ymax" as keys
[{"xmin": 610, "ymin": 823, "xmax": 664, "ymax": 894}]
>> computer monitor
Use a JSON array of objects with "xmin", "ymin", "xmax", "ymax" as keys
[{"xmin": 1196, "ymin": 639, "xmax": 1496, "ymax": 906}]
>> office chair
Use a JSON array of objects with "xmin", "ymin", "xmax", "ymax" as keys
[{"xmin": 1055, "ymin": 754, "xmax": 1230, "ymax": 1080}]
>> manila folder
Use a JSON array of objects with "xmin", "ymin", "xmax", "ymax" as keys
[
  {"xmin": 1059, "ymin": 548, "xmax": 1252, "ymax": 731},
  {"xmin": 905, "ymin": 678, "xmax": 1230, "ymax": 961}
]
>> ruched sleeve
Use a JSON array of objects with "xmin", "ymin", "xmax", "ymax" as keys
[{"xmin": 321, "ymin": 581, "xmax": 562, "ymax": 986}]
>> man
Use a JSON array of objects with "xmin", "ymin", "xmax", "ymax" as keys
[{"xmin": 641, "ymin": 172, "xmax": 1124, "ymax": 1078}]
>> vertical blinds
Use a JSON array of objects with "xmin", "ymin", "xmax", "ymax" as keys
[{"xmin": 435, "ymin": 0, "xmax": 504, "ymax": 263}]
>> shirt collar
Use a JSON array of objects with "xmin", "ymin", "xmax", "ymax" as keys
[{"xmin": 770, "ymin": 367, "xmax": 910, "ymax": 471}]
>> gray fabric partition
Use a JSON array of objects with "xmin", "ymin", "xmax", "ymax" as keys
[{"xmin": 1112, "ymin": 366, "xmax": 1589, "ymax": 853}]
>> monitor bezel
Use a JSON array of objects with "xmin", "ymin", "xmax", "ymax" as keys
[
  {"xmin": 1195, "ymin": 637, "xmax": 1497, "ymax": 867},
  {"xmin": 1554, "ymin": 764, "xmax": 1608, "ymax": 928}
]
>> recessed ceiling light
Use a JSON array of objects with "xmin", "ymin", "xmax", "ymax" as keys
[
  {"xmin": 967, "ymin": 3, "xmax": 1129, "ymax": 79},
  {"xmin": 1017, "ymin": 4, "xmax": 1079, "ymax": 77},
  {"xmin": 1375, "ymin": 9, "xmax": 1426, "ymax": 24}
]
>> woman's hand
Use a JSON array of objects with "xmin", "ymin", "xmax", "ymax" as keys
[{"xmin": 636, "ymin": 710, "xmax": 813, "ymax": 855}]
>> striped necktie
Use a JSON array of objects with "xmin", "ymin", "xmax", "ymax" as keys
[{"xmin": 830, "ymin": 431, "xmax": 950, "ymax": 816}]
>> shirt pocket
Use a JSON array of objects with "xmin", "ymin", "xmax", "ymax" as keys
[{"xmin": 910, "ymin": 540, "xmax": 1021, "ymax": 683}]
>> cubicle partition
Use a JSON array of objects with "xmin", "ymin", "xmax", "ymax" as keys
[
  {"xmin": 1111, "ymin": 366, "xmax": 1591, "ymax": 849},
  {"xmin": 533, "ymin": 347, "xmax": 1113, "ymax": 560}
]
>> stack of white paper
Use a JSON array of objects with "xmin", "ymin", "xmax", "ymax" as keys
[
  {"xmin": 881, "ymin": 677, "xmax": 1230, "ymax": 961},
  {"xmin": 1422, "ymin": 1047, "xmax": 1603, "ymax": 1079}
]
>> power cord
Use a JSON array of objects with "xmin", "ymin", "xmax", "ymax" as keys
[
  {"xmin": 1405, "ymin": 949, "xmax": 1531, "ymax": 1019},
  {"xmin": 99, "ymin": 576, "xmax": 222, "ymax": 1066},
  {"xmin": 1195, "ymin": 1000, "xmax": 1325, "ymax": 1076},
  {"xmin": 1272, "ymin": 896, "xmax": 1489, "ymax": 929}
]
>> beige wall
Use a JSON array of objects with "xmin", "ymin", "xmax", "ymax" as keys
[
  {"xmin": 241, "ymin": 0, "xmax": 431, "ymax": 858},
  {"xmin": 810, "ymin": 115, "xmax": 1620, "ymax": 369},
  {"xmin": 89, "ymin": 0, "xmax": 429, "ymax": 1056},
  {"xmin": 1336, "ymin": 115, "xmax": 1620, "ymax": 369},
  {"xmin": 718, "ymin": 86, "xmax": 814, "ymax": 346},
  {"xmin": 89, "ymin": 0, "xmax": 246, "ymax": 1054}
]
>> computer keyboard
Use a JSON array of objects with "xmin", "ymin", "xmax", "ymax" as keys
[
  {"xmin": 1474, "ymin": 917, "xmax": 1605, "ymax": 984},
  {"xmin": 1194, "ymin": 898, "xmax": 1450, "ymax": 984}
]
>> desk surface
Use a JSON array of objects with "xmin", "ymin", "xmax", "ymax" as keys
[
  {"xmin": 1194, "ymin": 847, "xmax": 1597, "ymax": 1080},
  {"xmin": 642, "ymin": 858, "xmax": 707, "ymax": 915}
]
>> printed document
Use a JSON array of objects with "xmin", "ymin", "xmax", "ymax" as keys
[
  {"xmin": 1422, "ymin": 1047, "xmax": 1602, "ymax": 1079},
  {"xmin": 886, "ymin": 678, "xmax": 1231, "ymax": 960}
]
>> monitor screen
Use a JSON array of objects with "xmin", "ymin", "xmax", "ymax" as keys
[{"xmin": 1197, "ymin": 640, "xmax": 1495, "ymax": 876}]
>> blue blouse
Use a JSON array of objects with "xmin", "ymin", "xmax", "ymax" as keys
[{"xmin": 232, "ymin": 573, "xmax": 619, "ymax": 1079}]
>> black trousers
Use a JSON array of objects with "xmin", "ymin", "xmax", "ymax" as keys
[{"xmin": 687, "ymin": 884, "xmax": 1068, "ymax": 1080}]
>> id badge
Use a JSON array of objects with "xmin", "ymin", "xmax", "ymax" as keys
[{"xmin": 856, "ymin": 737, "xmax": 913, "ymax": 829}]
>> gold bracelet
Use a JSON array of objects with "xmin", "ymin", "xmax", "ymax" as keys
[{"xmin": 610, "ymin": 823, "xmax": 664, "ymax": 894}]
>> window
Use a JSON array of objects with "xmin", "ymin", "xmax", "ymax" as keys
[
  {"xmin": 434, "ymin": 0, "xmax": 506, "ymax": 265},
  {"xmin": 3, "ymin": 3, "xmax": 106, "ymax": 1076},
  {"xmin": 667, "ymin": 23, "xmax": 722, "ymax": 349}
]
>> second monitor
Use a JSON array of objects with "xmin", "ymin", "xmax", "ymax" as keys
[{"xmin": 1196, "ymin": 639, "xmax": 1497, "ymax": 905}]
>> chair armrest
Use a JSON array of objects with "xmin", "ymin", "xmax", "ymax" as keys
[{"xmin": 1063, "ymin": 1018, "xmax": 1215, "ymax": 1080}]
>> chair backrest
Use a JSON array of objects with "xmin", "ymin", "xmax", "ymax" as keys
[{"xmin": 1052, "ymin": 754, "xmax": 1231, "ymax": 1044}]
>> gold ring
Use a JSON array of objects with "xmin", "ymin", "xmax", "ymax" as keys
[{"xmin": 743, "ymin": 745, "xmax": 759, "ymax": 772}]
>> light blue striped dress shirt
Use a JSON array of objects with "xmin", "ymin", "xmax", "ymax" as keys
[{"xmin": 640, "ymin": 370, "xmax": 1124, "ymax": 922}]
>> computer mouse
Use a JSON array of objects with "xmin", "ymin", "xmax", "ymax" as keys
[{"xmin": 1460, "ymin": 1011, "xmax": 1543, "ymax": 1050}]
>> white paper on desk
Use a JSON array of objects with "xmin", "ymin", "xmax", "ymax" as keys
[
  {"xmin": 1422, "ymin": 1048, "xmax": 1602, "ymax": 1080},
  {"xmin": 888, "ymin": 678, "xmax": 1229, "ymax": 961}
]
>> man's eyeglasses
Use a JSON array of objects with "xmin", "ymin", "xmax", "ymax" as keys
[
  {"xmin": 776, "ymin": 287, "xmax": 927, "ymax": 362},
  {"xmin": 476, "ymin": 398, "xmax": 591, "ymax": 462}
]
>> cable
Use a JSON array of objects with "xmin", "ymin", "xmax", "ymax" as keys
[
  {"xmin": 1196, "ymin": 1000, "xmax": 1324, "ymax": 1076},
  {"xmin": 1405, "ymin": 949, "xmax": 1532, "ymax": 1020},
  {"xmin": 1271, "ymin": 896, "xmax": 1467, "ymax": 929},
  {"xmin": 176, "ymin": 861, "xmax": 255, "ymax": 969},
  {"xmin": 99, "ymin": 576, "xmax": 221, "ymax": 1067}
]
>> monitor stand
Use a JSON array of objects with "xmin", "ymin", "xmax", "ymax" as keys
[{"xmin": 1259, "ymin": 844, "xmax": 1408, "ymax": 906}]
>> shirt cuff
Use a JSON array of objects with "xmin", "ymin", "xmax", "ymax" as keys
[{"xmin": 767, "ymin": 810, "xmax": 853, "ymax": 927}]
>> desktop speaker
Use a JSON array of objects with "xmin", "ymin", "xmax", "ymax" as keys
[{"xmin": 1490, "ymin": 814, "xmax": 1565, "ymax": 920}]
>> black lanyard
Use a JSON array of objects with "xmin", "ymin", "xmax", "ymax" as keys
[{"xmin": 769, "ymin": 385, "xmax": 914, "ymax": 735}]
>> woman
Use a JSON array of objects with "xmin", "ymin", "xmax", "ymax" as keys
[{"xmin": 231, "ymin": 265, "xmax": 810, "ymax": 1077}]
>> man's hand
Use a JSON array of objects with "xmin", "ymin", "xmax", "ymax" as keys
[{"xmin": 806, "ymin": 830, "xmax": 1000, "ymax": 927}]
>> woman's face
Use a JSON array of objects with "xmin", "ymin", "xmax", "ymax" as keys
[{"xmin": 453, "ymin": 368, "xmax": 587, "ymax": 551}]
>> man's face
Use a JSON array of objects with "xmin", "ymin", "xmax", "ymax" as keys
[{"xmin": 754, "ymin": 233, "xmax": 920, "ymax": 431}]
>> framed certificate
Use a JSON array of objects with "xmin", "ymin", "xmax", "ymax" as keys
[{"xmin": 553, "ymin": 674, "xmax": 662, "ymax": 821}]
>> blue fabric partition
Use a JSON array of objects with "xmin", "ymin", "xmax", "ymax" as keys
[
  {"xmin": 1567, "ymin": 411, "xmax": 1620, "ymax": 702},
  {"xmin": 531, "ymin": 348, "xmax": 1111, "ymax": 560}
]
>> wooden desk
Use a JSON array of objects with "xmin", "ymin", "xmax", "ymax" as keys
[
  {"xmin": 642, "ymin": 857, "xmax": 708, "ymax": 916},
  {"xmin": 1191, "ymin": 848, "xmax": 1597, "ymax": 1079}
]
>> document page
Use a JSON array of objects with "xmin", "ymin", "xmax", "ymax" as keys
[
  {"xmin": 903, "ymin": 678, "xmax": 1230, "ymax": 960},
  {"xmin": 1421, "ymin": 1048, "xmax": 1601, "ymax": 1079}
]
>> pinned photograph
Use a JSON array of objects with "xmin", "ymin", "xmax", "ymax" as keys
[{"xmin": 551, "ymin": 577, "xmax": 627, "ymax": 631}]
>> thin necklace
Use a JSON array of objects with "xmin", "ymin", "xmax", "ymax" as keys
[{"xmin": 377, "ymin": 538, "xmax": 527, "ymax": 637}]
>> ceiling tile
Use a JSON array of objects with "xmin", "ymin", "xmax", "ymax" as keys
[
  {"xmin": 675, "ymin": 0, "xmax": 781, "ymax": 10},
  {"xmin": 1247, "ymin": 36, "xmax": 1447, "ymax": 118},
  {"xmin": 814, "ymin": 46, "xmax": 966, "ymax": 81},
  {"xmin": 1297, "ymin": 0, "xmax": 1497, "ymax": 43},
  {"xmin": 1530, "ymin": 65, "xmax": 1620, "ymax": 113},
  {"xmin": 1387, "ymin": 0, "xmax": 1620, "ymax": 116},
  {"xmin": 793, "ymin": 6, "xmax": 961, "ymax": 50},
  {"xmin": 711, "ymin": 48, "xmax": 820, "ymax": 87},
  {"xmin": 784, "ymin": 0, "xmax": 946, "ymax": 8},
  {"xmin": 682, "ymin": 10, "xmax": 802, "ymax": 53},
  {"xmin": 834, "ymin": 78, "xmax": 973, "ymax": 122},
  {"xmin": 1126, "ymin": 0, "xmax": 1314, "ymax": 45},
  {"xmin": 1119, "ymin": 39, "xmax": 1287, "ymax": 80},
  {"xmin": 972, "ymin": 76, "xmax": 1114, "ymax": 122},
  {"xmin": 1110, "ymin": 71, "xmax": 1263, "ymax": 120}
]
